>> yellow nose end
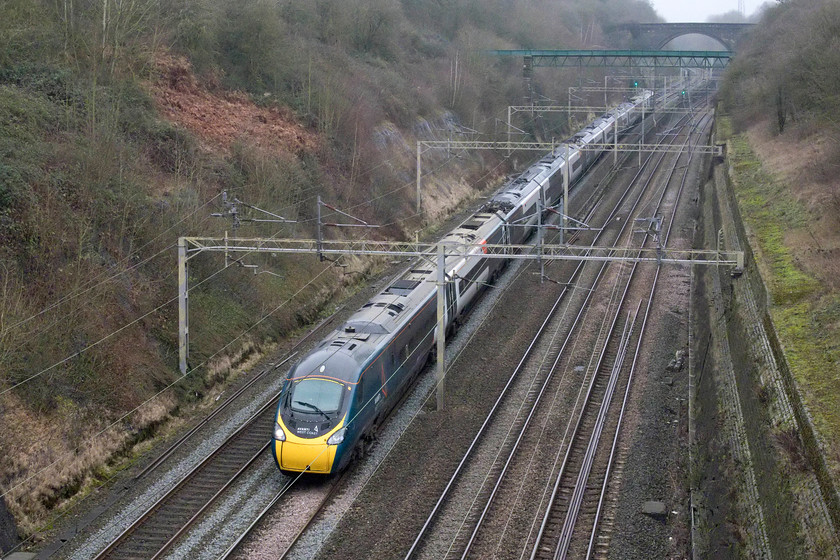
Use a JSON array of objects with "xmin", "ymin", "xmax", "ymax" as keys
[{"xmin": 276, "ymin": 439, "xmax": 335, "ymax": 473}]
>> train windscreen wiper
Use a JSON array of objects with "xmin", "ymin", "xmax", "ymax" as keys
[{"xmin": 294, "ymin": 400, "xmax": 330, "ymax": 420}]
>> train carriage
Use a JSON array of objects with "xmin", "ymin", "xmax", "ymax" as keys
[{"xmin": 272, "ymin": 90, "xmax": 657, "ymax": 474}]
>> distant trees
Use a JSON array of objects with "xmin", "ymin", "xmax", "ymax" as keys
[
  {"xmin": 707, "ymin": 10, "xmax": 749, "ymax": 24},
  {"xmin": 722, "ymin": 0, "xmax": 840, "ymax": 136},
  {"xmin": 349, "ymin": 0, "xmax": 399, "ymax": 56}
]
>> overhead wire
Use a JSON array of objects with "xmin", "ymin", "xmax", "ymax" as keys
[
  {"xmin": 318, "ymin": 209, "xmax": 541, "ymax": 541},
  {"xmin": 0, "ymin": 251, "xmax": 237, "ymax": 399},
  {"xmin": 0, "ymin": 250, "xmax": 342, "ymax": 500},
  {"xmin": 63, "ymin": 145, "xmax": 519, "ymax": 534},
  {"xmin": 0, "ymin": 148, "xmax": 489, "ymax": 499},
  {"xmin": 0, "ymin": 125, "xmax": 491, "ymax": 399},
  {"xmin": 0, "ymin": 91, "xmax": 524, "ymax": 552},
  {"xmin": 261, "ymin": 149, "xmax": 521, "ymax": 497},
  {"xmin": 0, "ymin": 192, "xmax": 222, "ymax": 337},
  {"xmin": 0, "ymin": 149, "xmax": 418, "ymax": 390},
  {"xmin": 0, "ymin": 101, "xmax": 537, "ymax": 514}
]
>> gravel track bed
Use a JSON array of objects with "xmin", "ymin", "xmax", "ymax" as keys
[
  {"xmin": 299, "ymin": 114, "xmax": 696, "ymax": 560},
  {"xmin": 531, "ymin": 122, "xmax": 698, "ymax": 559},
  {"xmin": 606, "ymin": 111, "xmax": 713, "ymax": 560},
  {"xmin": 162, "ymin": 453, "xmax": 287, "ymax": 560},
  {"xmin": 33, "ymin": 171, "xmax": 495, "ymax": 560},
  {"xmin": 283, "ymin": 253, "xmax": 534, "ymax": 560},
  {"xmin": 227, "ymin": 111, "xmax": 701, "ymax": 560},
  {"xmin": 413, "ymin": 132, "xmax": 680, "ymax": 559},
  {"xmin": 479, "ymin": 241, "xmax": 665, "ymax": 558},
  {"xmin": 53, "ymin": 376, "xmax": 290, "ymax": 560}
]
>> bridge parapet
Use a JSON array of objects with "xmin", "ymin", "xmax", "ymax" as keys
[{"xmin": 613, "ymin": 22, "xmax": 755, "ymax": 51}]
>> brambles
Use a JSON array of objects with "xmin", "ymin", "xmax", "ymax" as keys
[{"xmin": 0, "ymin": 0, "xmax": 662, "ymax": 536}]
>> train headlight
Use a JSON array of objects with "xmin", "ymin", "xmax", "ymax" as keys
[
  {"xmin": 327, "ymin": 427, "xmax": 346, "ymax": 445},
  {"xmin": 273, "ymin": 424, "xmax": 286, "ymax": 441}
]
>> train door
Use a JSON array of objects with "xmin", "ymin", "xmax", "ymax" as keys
[
  {"xmin": 363, "ymin": 358, "xmax": 387, "ymax": 422},
  {"xmin": 445, "ymin": 277, "xmax": 457, "ymax": 325},
  {"xmin": 539, "ymin": 183, "xmax": 547, "ymax": 217}
]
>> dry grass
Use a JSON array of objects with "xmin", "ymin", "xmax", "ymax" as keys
[
  {"xmin": 747, "ymin": 123, "xmax": 840, "ymax": 291},
  {"xmin": 205, "ymin": 339, "xmax": 258, "ymax": 387},
  {"xmin": 725, "ymin": 115, "xmax": 840, "ymax": 488},
  {"xmin": 773, "ymin": 426, "xmax": 808, "ymax": 472},
  {"xmin": 0, "ymin": 390, "xmax": 174, "ymax": 536}
]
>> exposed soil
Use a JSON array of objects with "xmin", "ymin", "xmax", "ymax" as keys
[{"xmin": 149, "ymin": 55, "xmax": 320, "ymax": 157}]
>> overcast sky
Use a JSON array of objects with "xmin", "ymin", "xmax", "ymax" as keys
[{"xmin": 649, "ymin": 0, "xmax": 766, "ymax": 22}]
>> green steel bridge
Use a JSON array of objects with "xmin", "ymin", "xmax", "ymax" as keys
[{"xmin": 490, "ymin": 49, "xmax": 732, "ymax": 69}]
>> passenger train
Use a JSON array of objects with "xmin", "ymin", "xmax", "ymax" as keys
[{"xmin": 272, "ymin": 90, "xmax": 656, "ymax": 474}]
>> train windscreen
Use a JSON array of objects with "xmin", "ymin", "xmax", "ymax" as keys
[{"xmin": 290, "ymin": 378, "xmax": 344, "ymax": 414}]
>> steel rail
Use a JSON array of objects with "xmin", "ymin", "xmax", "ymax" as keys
[
  {"xmin": 131, "ymin": 114, "xmax": 644, "ymax": 560},
  {"xmin": 458, "ymin": 249, "xmax": 627, "ymax": 560},
  {"xmin": 38, "ymin": 295, "xmax": 350, "ymax": 559},
  {"xmin": 149, "ymin": 441, "xmax": 273, "ymax": 560},
  {"xmin": 549, "ymin": 295, "xmax": 640, "ymax": 560},
  {"xmin": 178, "ymin": 123, "xmax": 642, "ymax": 560},
  {"xmin": 132, "ymin": 352, "xmax": 296, "ymax": 482},
  {"xmin": 583, "ymin": 109, "xmax": 713, "ymax": 560},
  {"xmin": 549, "ymin": 112, "xmax": 711, "ymax": 560},
  {"xmin": 215, "ymin": 469, "xmax": 346, "ymax": 560},
  {"xmin": 531, "ymin": 109, "xmax": 703, "ymax": 559},
  {"xmin": 406, "ymin": 108, "xmax": 680, "ymax": 559},
  {"xmin": 88, "ymin": 261, "xmax": 394, "ymax": 558},
  {"xmin": 530, "ymin": 110, "xmax": 712, "ymax": 560},
  {"xmin": 92, "ymin": 395, "xmax": 280, "ymax": 559},
  {"xmin": 454, "ymin": 102, "xmax": 699, "ymax": 560}
]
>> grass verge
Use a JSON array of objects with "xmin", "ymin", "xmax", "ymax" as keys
[{"xmin": 720, "ymin": 116, "xmax": 840, "ymax": 478}]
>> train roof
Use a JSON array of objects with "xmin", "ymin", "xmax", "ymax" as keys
[
  {"xmin": 284, "ymin": 88, "xmax": 661, "ymax": 388},
  {"xmin": 288, "ymin": 344, "xmax": 368, "ymax": 384}
]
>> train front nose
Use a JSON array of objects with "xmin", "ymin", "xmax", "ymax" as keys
[{"xmin": 275, "ymin": 439, "xmax": 336, "ymax": 473}]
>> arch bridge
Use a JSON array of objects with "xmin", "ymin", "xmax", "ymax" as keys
[{"xmin": 614, "ymin": 23, "xmax": 755, "ymax": 51}]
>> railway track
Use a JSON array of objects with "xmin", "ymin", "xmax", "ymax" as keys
[
  {"xmin": 84, "ymin": 300, "xmax": 362, "ymax": 559},
  {"xmin": 531, "ymin": 111, "xmax": 713, "ymax": 560},
  {"xmin": 93, "ymin": 398, "xmax": 282, "ymax": 559},
  {"xmin": 405, "ymin": 107, "xmax": 713, "ymax": 560},
  {"xmin": 79, "ymin": 99, "xmax": 707, "ymax": 560},
  {"xmin": 77, "ymin": 221, "xmax": 453, "ymax": 558},
  {"xmin": 218, "ymin": 470, "xmax": 344, "ymax": 560},
  {"xmin": 576, "ymin": 112, "xmax": 713, "ymax": 560}
]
